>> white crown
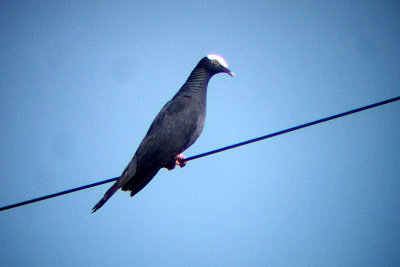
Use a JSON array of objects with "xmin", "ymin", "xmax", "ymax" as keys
[{"xmin": 206, "ymin": 54, "xmax": 229, "ymax": 68}]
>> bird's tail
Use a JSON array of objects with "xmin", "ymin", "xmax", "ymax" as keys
[{"xmin": 92, "ymin": 182, "xmax": 120, "ymax": 213}]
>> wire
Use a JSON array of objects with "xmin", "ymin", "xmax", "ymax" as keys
[
  {"xmin": 184, "ymin": 96, "xmax": 400, "ymax": 162},
  {"xmin": 0, "ymin": 177, "xmax": 119, "ymax": 212},
  {"xmin": 0, "ymin": 96, "xmax": 399, "ymax": 212}
]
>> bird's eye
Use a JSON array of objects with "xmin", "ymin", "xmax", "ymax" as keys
[{"xmin": 212, "ymin": 60, "xmax": 219, "ymax": 65}]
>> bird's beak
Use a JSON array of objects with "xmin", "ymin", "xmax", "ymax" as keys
[{"xmin": 226, "ymin": 69, "xmax": 234, "ymax": 77}]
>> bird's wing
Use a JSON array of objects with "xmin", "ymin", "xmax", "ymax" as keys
[
  {"xmin": 93, "ymin": 93, "xmax": 205, "ymax": 210},
  {"xmin": 136, "ymin": 95, "xmax": 204, "ymax": 167},
  {"xmin": 117, "ymin": 95, "xmax": 201, "ymax": 196}
]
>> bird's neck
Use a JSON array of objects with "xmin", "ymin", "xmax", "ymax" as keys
[{"xmin": 176, "ymin": 67, "xmax": 212, "ymax": 98}]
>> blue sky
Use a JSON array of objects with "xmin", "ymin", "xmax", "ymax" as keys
[{"xmin": 1, "ymin": 1, "xmax": 399, "ymax": 266}]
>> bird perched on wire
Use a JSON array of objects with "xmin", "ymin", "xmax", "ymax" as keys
[{"xmin": 92, "ymin": 54, "xmax": 234, "ymax": 212}]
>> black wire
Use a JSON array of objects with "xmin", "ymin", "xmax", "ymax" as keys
[
  {"xmin": 0, "ymin": 177, "xmax": 119, "ymax": 212},
  {"xmin": 184, "ymin": 96, "xmax": 400, "ymax": 162},
  {"xmin": 1, "ymin": 96, "xmax": 399, "ymax": 212}
]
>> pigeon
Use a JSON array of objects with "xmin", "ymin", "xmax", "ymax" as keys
[{"xmin": 92, "ymin": 54, "xmax": 233, "ymax": 212}]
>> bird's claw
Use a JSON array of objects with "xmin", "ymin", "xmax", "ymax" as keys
[
  {"xmin": 176, "ymin": 154, "xmax": 186, "ymax": 168},
  {"xmin": 165, "ymin": 154, "xmax": 187, "ymax": 170}
]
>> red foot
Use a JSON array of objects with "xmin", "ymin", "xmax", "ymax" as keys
[{"xmin": 176, "ymin": 154, "xmax": 187, "ymax": 168}]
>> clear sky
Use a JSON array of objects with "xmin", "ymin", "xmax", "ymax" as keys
[{"xmin": 1, "ymin": 1, "xmax": 399, "ymax": 266}]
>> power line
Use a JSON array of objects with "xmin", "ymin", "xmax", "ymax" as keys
[
  {"xmin": 184, "ymin": 96, "xmax": 400, "ymax": 162},
  {"xmin": 0, "ymin": 96, "xmax": 399, "ymax": 212},
  {"xmin": 0, "ymin": 177, "xmax": 119, "ymax": 212}
]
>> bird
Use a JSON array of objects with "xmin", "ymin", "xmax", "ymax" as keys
[{"xmin": 92, "ymin": 54, "xmax": 234, "ymax": 212}]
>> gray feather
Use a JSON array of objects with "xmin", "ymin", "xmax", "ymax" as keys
[{"xmin": 92, "ymin": 55, "xmax": 233, "ymax": 212}]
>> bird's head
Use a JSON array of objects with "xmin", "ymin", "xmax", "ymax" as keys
[{"xmin": 201, "ymin": 54, "xmax": 234, "ymax": 77}]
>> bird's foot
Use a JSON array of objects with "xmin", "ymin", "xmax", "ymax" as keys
[
  {"xmin": 165, "ymin": 154, "xmax": 187, "ymax": 170},
  {"xmin": 176, "ymin": 154, "xmax": 187, "ymax": 168}
]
